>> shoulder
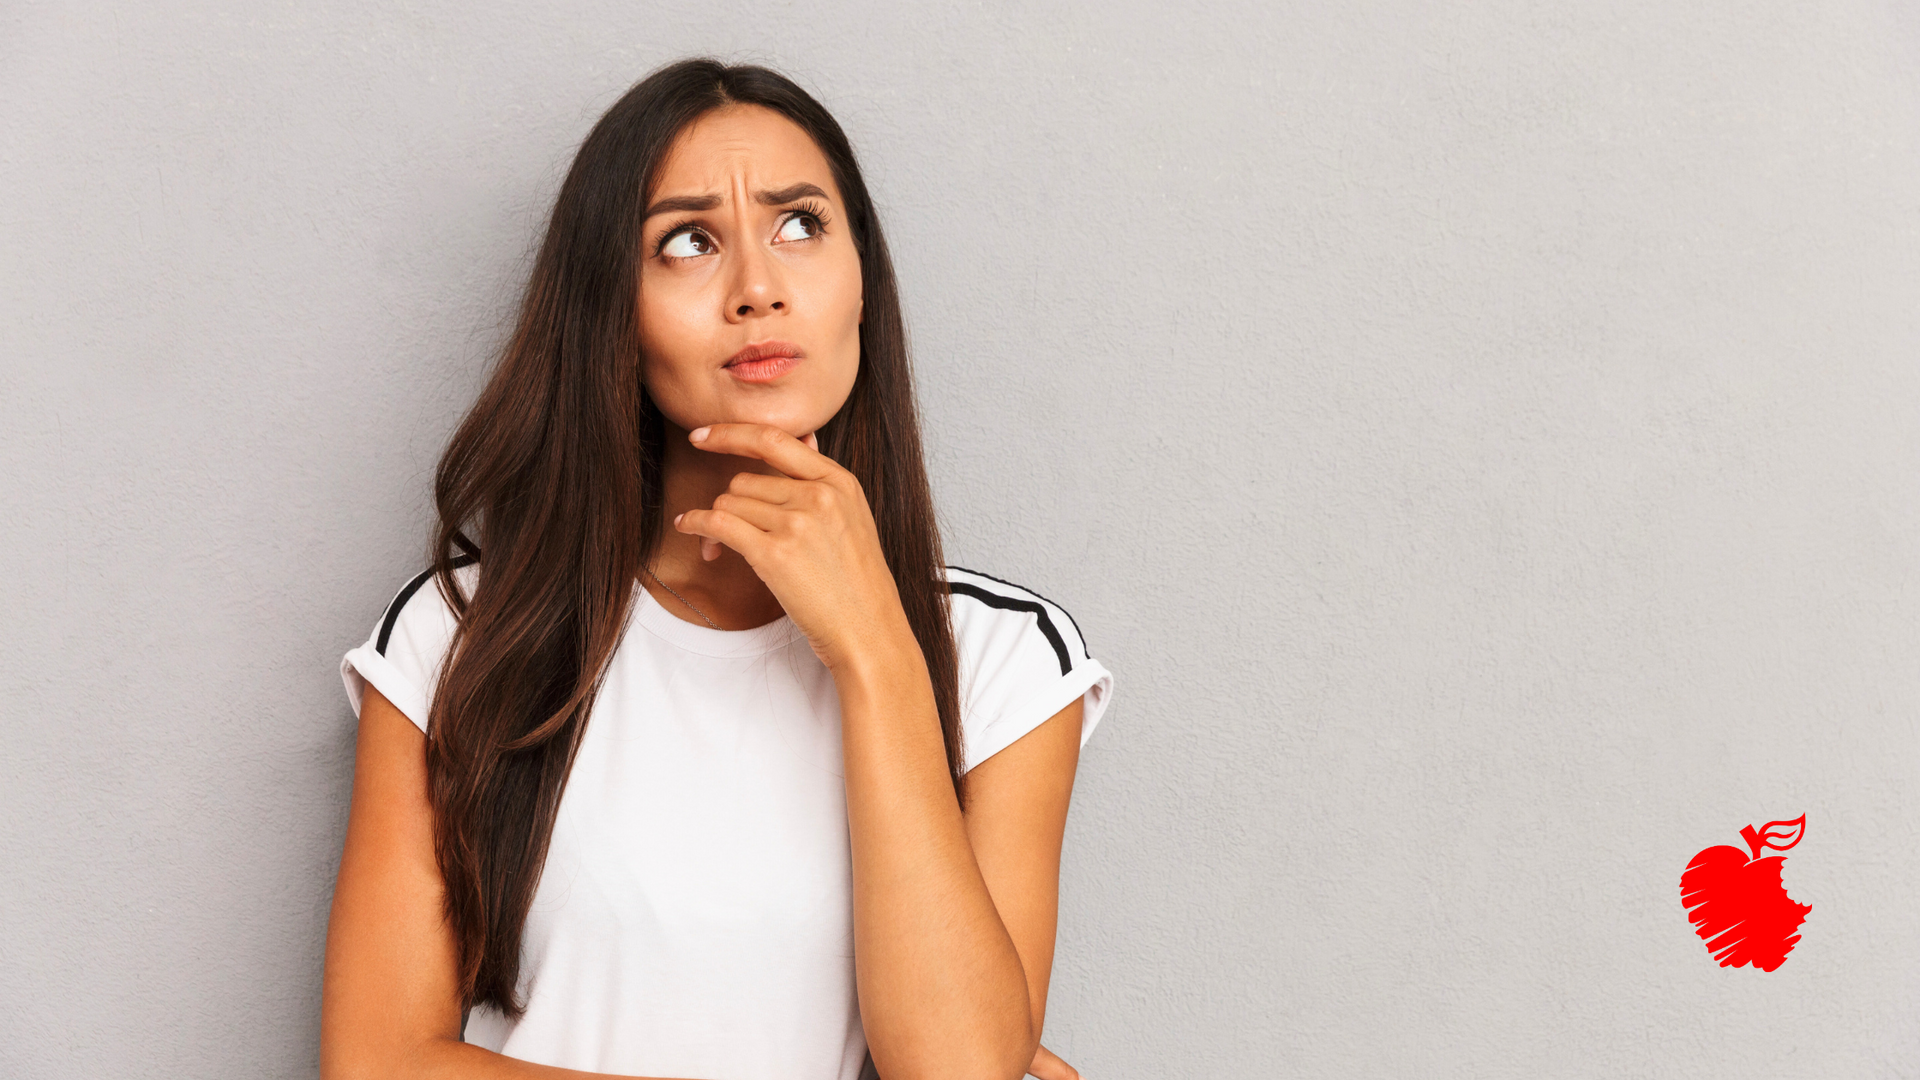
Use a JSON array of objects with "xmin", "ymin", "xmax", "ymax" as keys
[
  {"xmin": 375, "ymin": 556, "xmax": 477, "ymax": 658},
  {"xmin": 943, "ymin": 566, "xmax": 1113, "ymax": 773},
  {"xmin": 340, "ymin": 556, "xmax": 478, "ymax": 733},
  {"xmin": 944, "ymin": 565, "xmax": 1091, "ymax": 677}
]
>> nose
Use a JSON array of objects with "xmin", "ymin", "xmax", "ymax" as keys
[{"xmin": 725, "ymin": 238, "xmax": 787, "ymax": 321}]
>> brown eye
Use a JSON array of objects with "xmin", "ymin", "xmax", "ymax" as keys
[
  {"xmin": 661, "ymin": 229, "xmax": 714, "ymax": 258},
  {"xmin": 774, "ymin": 213, "xmax": 820, "ymax": 243}
]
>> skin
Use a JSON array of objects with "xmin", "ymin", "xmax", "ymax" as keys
[{"xmin": 322, "ymin": 104, "xmax": 1087, "ymax": 1080}]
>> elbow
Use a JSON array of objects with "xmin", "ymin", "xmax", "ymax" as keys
[
  {"xmin": 982, "ymin": 1038, "xmax": 1043, "ymax": 1080},
  {"xmin": 865, "ymin": 965, "xmax": 1037, "ymax": 1080},
  {"xmin": 1002, "ymin": 1018, "xmax": 1042, "ymax": 1080},
  {"xmin": 873, "ymin": 1019, "xmax": 1037, "ymax": 1080}
]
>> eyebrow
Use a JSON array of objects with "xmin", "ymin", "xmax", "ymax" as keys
[{"xmin": 642, "ymin": 182, "xmax": 831, "ymax": 220}]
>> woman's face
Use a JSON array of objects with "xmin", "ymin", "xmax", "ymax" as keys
[{"xmin": 637, "ymin": 104, "xmax": 864, "ymax": 438}]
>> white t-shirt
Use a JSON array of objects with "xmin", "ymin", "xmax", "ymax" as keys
[{"xmin": 339, "ymin": 562, "xmax": 1113, "ymax": 1079}]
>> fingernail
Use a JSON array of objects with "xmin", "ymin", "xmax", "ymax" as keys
[
  {"xmin": 689, "ymin": 426, "xmax": 709, "ymax": 442},
  {"xmin": 673, "ymin": 513, "xmax": 684, "ymax": 526}
]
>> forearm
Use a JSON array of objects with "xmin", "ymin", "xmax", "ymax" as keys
[
  {"xmin": 664, "ymin": 423, "xmax": 1044, "ymax": 1076},
  {"xmin": 835, "ymin": 619, "xmax": 1037, "ymax": 1080}
]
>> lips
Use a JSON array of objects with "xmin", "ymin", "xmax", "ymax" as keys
[{"xmin": 724, "ymin": 340, "xmax": 803, "ymax": 383}]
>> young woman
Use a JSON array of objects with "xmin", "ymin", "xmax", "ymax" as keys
[{"xmin": 322, "ymin": 59, "xmax": 1112, "ymax": 1080}]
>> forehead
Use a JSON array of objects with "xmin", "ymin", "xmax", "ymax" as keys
[{"xmin": 651, "ymin": 104, "xmax": 842, "ymax": 201}]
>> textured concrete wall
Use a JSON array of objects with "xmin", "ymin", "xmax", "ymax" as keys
[{"xmin": 4, "ymin": 2, "xmax": 1918, "ymax": 1076}]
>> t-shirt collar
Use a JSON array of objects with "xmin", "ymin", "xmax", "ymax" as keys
[{"xmin": 630, "ymin": 580, "xmax": 803, "ymax": 657}]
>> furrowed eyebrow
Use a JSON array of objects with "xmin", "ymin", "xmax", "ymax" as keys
[
  {"xmin": 641, "ymin": 183, "xmax": 832, "ymax": 220},
  {"xmin": 755, "ymin": 182, "xmax": 830, "ymax": 206},
  {"xmin": 642, "ymin": 193, "xmax": 721, "ymax": 218}
]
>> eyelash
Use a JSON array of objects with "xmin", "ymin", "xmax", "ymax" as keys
[{"xmin": 652, "ymin": 200, "xmax": 833, "ymax": 260}]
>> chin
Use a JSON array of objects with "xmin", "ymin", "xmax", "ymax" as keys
[
  {"xmin": 652, "ymin": 369, "xmax": 853, "ymax": 439},
  {"xmin": 701, "ymin": 399, "xmax": 841, "ymax": 439},
  {"xmin": 719, "ymin": 383, "xmax": 851, "ymax": 436}
]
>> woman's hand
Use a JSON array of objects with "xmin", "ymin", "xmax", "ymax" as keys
[
  {"xmin": 672, "ymin": 423, "xmax": 913, "ymax": 672},
  {"xmin": 1028, "ymin": 1043, "xmax": 1084, "ymax": 1080}
]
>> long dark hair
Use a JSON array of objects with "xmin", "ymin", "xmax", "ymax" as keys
[{"xmin": 423, "ymin": 58, "xmax": 961, "ymax": 1017}]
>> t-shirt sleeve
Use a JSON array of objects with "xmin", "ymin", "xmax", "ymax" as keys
[
  {"xmin": 339, "ymin": 562, "xmax": 473, "ymax": 734},
  {"xmin": 946, "ymin": 566, "xmax": 1114, "ymax": 774}
]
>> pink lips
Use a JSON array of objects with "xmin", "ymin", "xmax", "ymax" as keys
[{"xmin": 724, "ymin": 340, "xmax": 803, "ymax": 383}]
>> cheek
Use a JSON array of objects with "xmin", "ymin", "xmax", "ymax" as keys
[
  {"xmin": 636, "ymin": 283, "xmax": 706, "ymax": 387},
  {"xmin": 819, "ymin": 257, "xmax": 865, "ymax": 357}
]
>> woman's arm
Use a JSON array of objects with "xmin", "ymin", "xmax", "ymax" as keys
[
  {"xmin": 848, "ymin": 680, "xmax": 1090, "ymax": 1076},
  {"xmin": 675, "ymin": 424, "xmax": 1088, "ymax": 1080},
  {"xmin": 960, "ymin": 696, "xmax": 1084, "ymax": 1069},
  {"xmin": 320, "ymin": 685, "xmax": 702, "ymax": 1080},
  {"xmin": 834, "ymin": 639, "xmax": 1073, "ymax": 1080}
]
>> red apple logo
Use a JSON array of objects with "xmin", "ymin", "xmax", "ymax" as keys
[{"xmin": 1679, "ymin": 814, "xmax": 1810, "ymax": 971}]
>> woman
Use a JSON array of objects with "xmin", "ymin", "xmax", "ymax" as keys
[{"xmin": 323, "ymin": 58, "xmax": 1112, "ymax": 1080}]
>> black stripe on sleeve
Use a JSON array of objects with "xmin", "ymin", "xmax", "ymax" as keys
[
  {"xmin": 945, "ymin": 581, "xmax": 1072, "ymax": 676},
  {"xmin": 376, "ymin": 555, "xmax": 475, "ymax": 656},
  {"xmin": 946, "ymin": 565, "xmax": 1091, "ymax": 659}
]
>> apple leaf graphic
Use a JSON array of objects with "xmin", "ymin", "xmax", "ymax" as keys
[
  {"xmin": 1742, "ymin": 814, "xmax": 1806, "ymax": 857},
  {"xmin": 1679, "ymin": 814, "xmax": 1810, "ymax": 972}
]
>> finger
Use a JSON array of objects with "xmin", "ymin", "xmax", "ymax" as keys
[
  {"xmin": 725, "ymin": 470, "xmax": 808, "ymax": 506},
  {"xmin": 674, "ymin": 508, "xmax": 768, "ymax": 563},
  {"xmin": 710, "ymin": 491, "xmax": 784, "ymax": 531},
  {"xmin": 1030, "ymin": 1044, "xmax": 1081, "ymax": 1080},
  {"xmin": 688, "ymin": 423, "xmax": 834, "ymax": 481},
  {"xmin": 803, "ymin": 431, "xmax": 819, "ymax": 451}
]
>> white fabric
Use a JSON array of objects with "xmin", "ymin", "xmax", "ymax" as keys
[{"xmin": 339, "ymin": 562, "xmax": 1112, "ymax": 1079}]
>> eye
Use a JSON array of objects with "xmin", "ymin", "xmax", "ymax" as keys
[
  {"xmin": 659, "ymin": 228, "xmax": 714, "ymax": 259},
  {"xmin": 774, "ymin": 212, "xmax": 822, "ymax": 243}
]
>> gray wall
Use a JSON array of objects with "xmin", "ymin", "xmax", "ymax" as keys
[{"xmin": 4, "ymin": 2, "xmax": 1917, "ymax": 1076}]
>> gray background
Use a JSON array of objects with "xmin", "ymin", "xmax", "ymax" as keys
[{"xmin": 3, "ymin": 1, "xmax": 1917, "ymax": 1076}]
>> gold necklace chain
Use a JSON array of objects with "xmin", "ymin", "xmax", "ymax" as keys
[{"xmin": 645, "ymin": 566, "xmax": 722, "ymax": 630}]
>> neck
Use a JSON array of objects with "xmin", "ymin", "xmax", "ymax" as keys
[{"xmin": 646, "ymin": 421, "xmax": 788, "ymax": 630}]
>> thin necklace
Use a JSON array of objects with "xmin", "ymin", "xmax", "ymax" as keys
[{"xmin": 645, "ymin": 566, "xmax": 722, "ymax": 630}]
